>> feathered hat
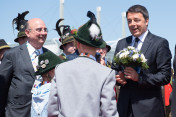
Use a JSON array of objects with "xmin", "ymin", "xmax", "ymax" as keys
[
  {"xmin": 55, "ymin": 19, "xmax": 76, "ymax": 50},
  {"xmin": 73, "ymin": 11, "xmax": 106, "ymax": 48},
  {"xmin": 12, "ymin": 11, "xmax": 29, "ymax": 42}
]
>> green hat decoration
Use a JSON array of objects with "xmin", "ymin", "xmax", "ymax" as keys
[
  {"xmin": 35, "ymin": 51, "xmax": 64, "ymax": 75},
  {"xmin": 73, "ymin": 11, "xmax": 106, "ymax": 48},
  {"xmin": 12, "ymin": 11, "xmax": 29, "ymax": 42},
  {"xmin": 55, "ymin": 19, "xmax": 75, "ymax": 50}
]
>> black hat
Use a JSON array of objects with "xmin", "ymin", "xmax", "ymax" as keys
[
  {"xmin": 12, "ymin": 11, "xmax": 29, "ymax": 42},
  {"xmin": 106, "ymin": 44, "xmax": 111, "ymax": 52},
  {"xmin": 0, "ymin": 39, "xmax": 10, "ymax": 50},
  {"xmin": 73, "ymin": 11, "xmax": 106, "ymax": 48},
  {"xmin": 35, "ymin": 51, "xmax": 64, "ymax": 75},
  {"xmin": 55, "ymin": 19, "xmax": 75, "ymax": 50}
]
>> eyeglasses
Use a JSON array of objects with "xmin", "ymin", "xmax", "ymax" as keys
[{"xmin": 28, "ymin": 28, "xmax": 48, "ymax": 33}]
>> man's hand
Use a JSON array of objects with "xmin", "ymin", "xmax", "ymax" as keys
[
  {"xmin": 124, "ymin": 67, "xmax": 139, "ymax": 82},
  {"xmin": 116, "ymin": 71, "xmax": 127, "ymax": 85}
]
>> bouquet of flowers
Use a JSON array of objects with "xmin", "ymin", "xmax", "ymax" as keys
[{"xmin": 113, "ymin": 46, "xmax": 149, "ymax": 73}]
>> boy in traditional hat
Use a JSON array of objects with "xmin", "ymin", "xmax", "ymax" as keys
[
  {"xmin": 96, "ymin": 43, "xmax": 112, "ymax": 67},
  {"xmin": 12, "ymin": 11, "xmax": 29, "ymax": 45},
  {"xmin": 0, "ymin": 39, "xmax": 10, "ymax": 64},
  {"xmin": 55, "ymin": 19, "xmax": 76, "ymax": 60},
  {"xmin": 31, "ymin": 51, "xmax": 63, "ymax": 117},
  {"xmin": 48, "ymin": 11, "xmax": 118, "ymax": 117}
]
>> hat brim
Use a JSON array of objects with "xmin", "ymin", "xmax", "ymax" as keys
[
  {"xmin": 35, "ymin": 64, "xmax": 56, "ymax": 76},
  {"xmin": 14, "ymin": 32, "xmax": 27, "ymax": 42},
  {"xmin": 0, "ymin": 45, "xmax": 10, "ymax": 50},
  {"xmin": 106, "ymin": 45, "xmax": 111, "ymax": 52},
  {"xmin": 60, "ymin": 36, "xmax": 75, "ymax": 50},
  {"xmin": 74, "ymin": 35, "xmax": 106, "ymax": 48}
]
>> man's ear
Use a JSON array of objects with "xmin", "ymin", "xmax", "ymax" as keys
[
  {"xmin": 25, "ymin": 29, "xmax": 30, "ymax": 37},
  {"xmin": 145, "ymin": 18, "xmax": 149, "ymax": 26},
  {"xmin": 76, "ymin": 41, "xmax": 80, "ymax": 49}
]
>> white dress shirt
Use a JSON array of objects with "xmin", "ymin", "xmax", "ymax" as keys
[{"xmin": 131, "ymin": 30, "xmax": 148, "ymax": 51}]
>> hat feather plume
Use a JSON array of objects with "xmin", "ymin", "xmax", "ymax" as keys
[
  {"xmin": 89, "ymin": 24, "xmax": 100, "ymax": 39},
  {"xmin": 56, "ymin": 19, "xmax": 64, "ymax": 36},
  {"xmin": 87, "ymin": 11, "xmax": 97, "ymax": 24},
  {"xmin": 55, "ymin": 19, "xmax": 71, "ymax": 37},
  {"xmin": 87, "ymin": 11, "xmax": 100, "ymax": 39},
  {"xmin": 12, "ymin": 11, "xmax": 29, "ymax": 31}
]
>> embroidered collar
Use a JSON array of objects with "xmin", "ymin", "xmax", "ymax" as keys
[{"xmin": 79, "ymin": 53, "xmax": 96, "ymax": 61}]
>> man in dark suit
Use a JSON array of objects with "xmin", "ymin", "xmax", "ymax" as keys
[
  {"xmin": 0, "ymin": 18, "xmax": 48, "ymax": 117},
  {"xmin": 171, "ymin": 45, "xmax": 176, "ymax": 117},
  {"xmin": 112, "ymin": 5, "xmax": 171, "ymax": 117}
]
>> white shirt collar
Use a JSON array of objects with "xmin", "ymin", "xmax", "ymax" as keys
[
  {"xmin": 132, "ymin": 30, "xmax": 149, "ymax": 43},
  {"xmin": 26, "ymin": 42, "xmax": 43, "ymax": 56}
]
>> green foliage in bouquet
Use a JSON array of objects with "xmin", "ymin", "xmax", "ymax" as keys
[{"xmin": 113, "ymin": 46, "xmax": 149, "ymax": 69}]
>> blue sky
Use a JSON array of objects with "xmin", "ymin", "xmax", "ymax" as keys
[{"xmin": 1, "ymin": 0, "xmax": 176, "ymax": 60}]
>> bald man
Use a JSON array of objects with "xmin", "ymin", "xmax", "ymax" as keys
[{"xmin": 0, "ymin": 18, "xmax": 48, "ymax": 117}]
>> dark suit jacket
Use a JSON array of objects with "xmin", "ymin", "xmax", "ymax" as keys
[
  {"xmin": 112, "ymin": 31, "xmax": 171, "ymax": 117},
  {"xmin": 171, "ymin": 45, "xmax": 176, "ymax": 117},
  {"xmin": 0, "ymin": 44, "xmax": 48, "ymax": 117}
]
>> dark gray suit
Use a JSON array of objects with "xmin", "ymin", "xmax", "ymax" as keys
[
  {"xmin": 0, "ymin": 44, "xmax": 48, "ymax": 117},
  {"xmin": 112, "ymin": 31, "xmax": 171, "ymax": 117}
]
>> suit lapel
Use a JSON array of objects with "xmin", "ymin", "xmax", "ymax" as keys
[
  {"xmin": 126, "ymin": 36, "xmax": 132, "ymax": 46},
  {"xmin": 125, "ymin": 36, "xmax": 132, "ymax": 47},
  {"xmin": 140, "ymin": 31, "xmax": 152, "ymax": 55},
  {"xmin": 20, "ymin": 44, "xmax": 36, "ymax": 79}
]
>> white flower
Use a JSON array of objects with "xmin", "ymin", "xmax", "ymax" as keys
[
  {"xmin": 132, "ymin": 54, "xmax": 139, "ymax": 60},
  {"xmin": 119, "ymin": 51, "xmax": 129, "ymax": 58},
  {"xmin": 116, "ymin": 51, "xmax": 121, "ymax": 57},
  {"xmin": 41, "ymin": 64, "xmax": 46, "ymax": 69},
  {"xmin": 141, "ymin": 54, "xmax": 147, "ymax": 63},
  {"xmin": 45, "ymin": 59, "xmax": 49, "ymax": 64},
  {"xmin": 128, "ymin": 46, "xmax": 135, "ymax": 50},
  {"xmin": 40, "ymin": 60, "xmax": 44, "ymax": 65}
]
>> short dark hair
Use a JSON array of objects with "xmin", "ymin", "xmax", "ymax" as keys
[{"xmin": 126, "ymin": 5, "xmax": 149, "ymax": 20}]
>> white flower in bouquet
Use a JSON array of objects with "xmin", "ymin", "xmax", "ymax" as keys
[
  {"xmin": 132, "ymin": 53, "xmax": 139, "ymax": 61},
  {"xmin": 119, "ymin": 51, "xmax": 129, "ymax": 58},
  {"xmin": 140, "ymin": 54, "xmax": 147, "ymax": 63},
  {"xmin": 128, "ymin": 46, "xmax": 135, "ymax": 50}
]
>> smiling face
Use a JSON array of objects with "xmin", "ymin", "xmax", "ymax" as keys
[
  {"xmin": 127, "ymin": 12, "xmax": 149, "ymax": 37},
  {"xmin": 25, "ymin": 18, "xmax": 47, "ymax": 49}
]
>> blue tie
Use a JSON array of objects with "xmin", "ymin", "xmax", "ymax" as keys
[{"xmin": 34, "ymin": 50, "xmax": 40, "ymax": 57}]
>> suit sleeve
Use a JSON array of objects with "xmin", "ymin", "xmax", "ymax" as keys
[
  {"xmin": 48, "ymin": 76, "xmax": 59, "ymax": 117},
  {"xmin": 138, "ymin": 39, "xmax": 172, "ymax": 88},
  {"xmin": 0, "ymin": 50, "xmax": 13, "ymax": 116},
  {"xmin": 100, "ymin": 70, "xmax": 119, "ymax": 117}
]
